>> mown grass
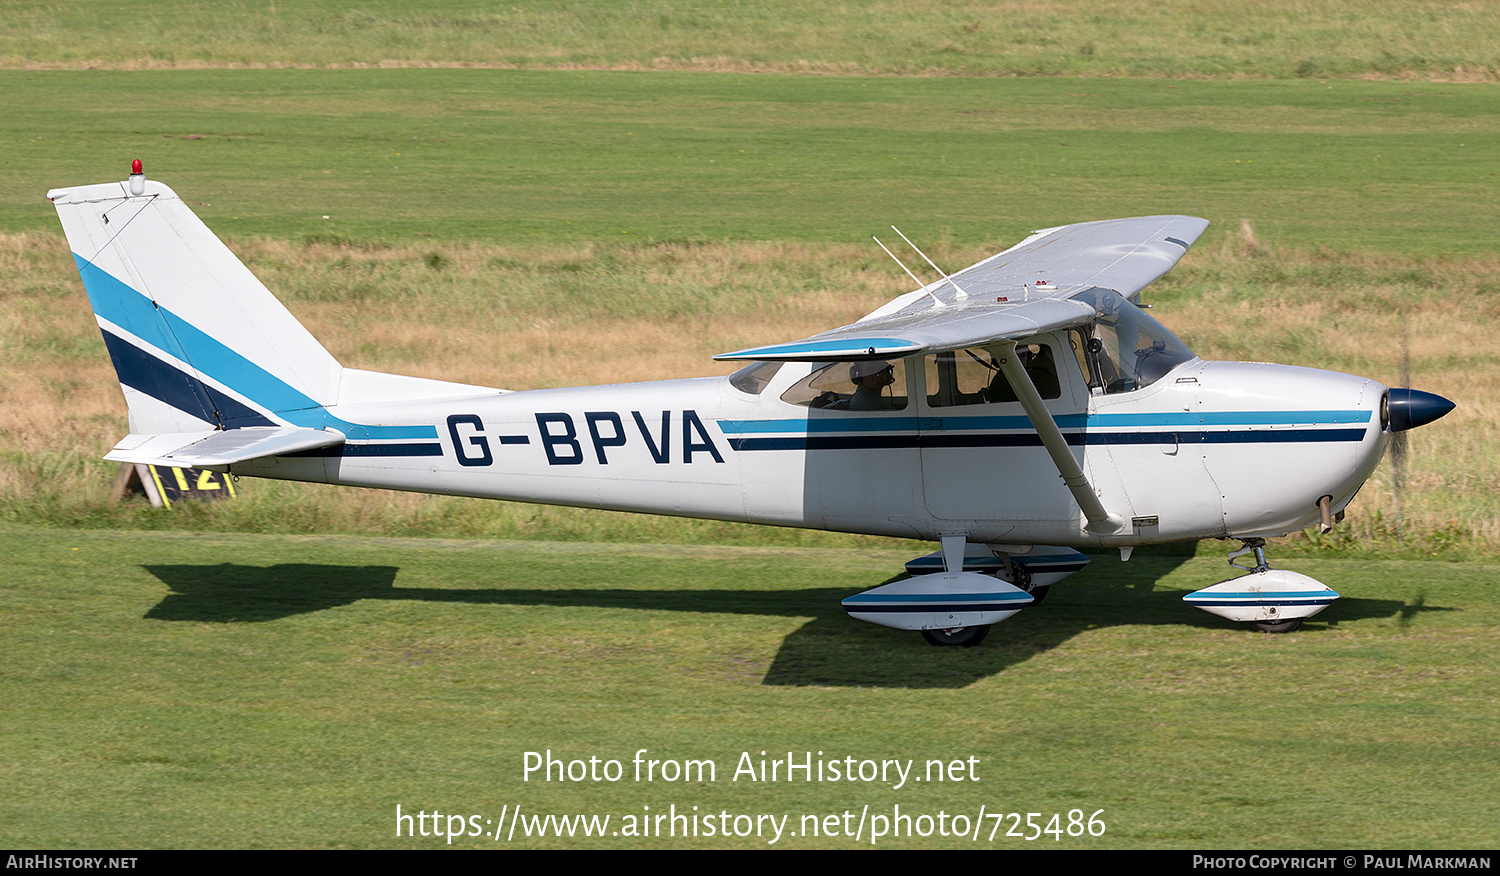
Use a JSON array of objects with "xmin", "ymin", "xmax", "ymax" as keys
[
  {"xmin": 3, "ymin": 0, "xmax": 1498, "ymax": 81},
  {"xmin": 3, "ymin": 229, "xmax": 1494, "ymax": 559},
  {"xmin": 6, "ymin": 72, "xmax": 1498, "ymax": 256},
  {"xmin": 2, "ymin": 526, "xmax": 1496, "ymax": 848}
]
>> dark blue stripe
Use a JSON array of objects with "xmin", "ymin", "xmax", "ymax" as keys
[
  {"xmin": 343, "ymin": 443, "xmax": 444, "ymax": 457},
  {"xmin": 843, "ymin": 603, "xmax": 1029, "ymax": 613},
  {"xmin": 101, "ymin": 329, "xmax": 277, "ymax": 428},
  {"xmin": 286, "ymin": 443, "xmax": 444, "ymax": 458},
  {"xmin": 730, "ymin": 429, "xmax": 1365, "ymax": 452},
  {"xmin": 1186, "ymin": 599, "xmax": 1336, "ymax": 607},
  {"xmin": 1195, "ymin": 430, "xmax": 1365, "ymax": 444},
  {"xmin": 730, "ymin": 435, "xmax": 916, "ymax": 451}
]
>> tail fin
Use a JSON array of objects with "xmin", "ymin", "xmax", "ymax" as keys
[{"xmin": 48, "ymin": 171, "xmax": 342, "ymax": 435}]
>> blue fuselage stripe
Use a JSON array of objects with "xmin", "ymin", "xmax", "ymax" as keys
[{"xmin": 717, "ymin": 410, "xmax": 1371, "ymax": 434}]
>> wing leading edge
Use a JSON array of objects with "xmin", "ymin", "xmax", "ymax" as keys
[{"xmin": 715, "ymin": 215, "xmax": 1209, "ymax": 362}]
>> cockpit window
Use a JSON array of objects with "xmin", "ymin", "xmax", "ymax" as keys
[
  {"xmin": 780, "ymin": 360, "xmax": 909, "ymax": 411},
  {"xmin": 728, "ymin": 360, "xmax": 783, "ymax": 395},
  {"xmin": 1070, "ymin": 287, "xmax": 1197, "ymax": 393}
]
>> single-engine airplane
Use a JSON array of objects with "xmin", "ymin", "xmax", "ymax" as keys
[{"xmin": 50, "ymin": 163, "xmax": 1455, "ymax": 646}]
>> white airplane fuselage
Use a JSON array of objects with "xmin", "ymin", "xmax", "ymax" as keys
[{"xmin": 243, "ymin": 342, "xmax": 1388, "ymax": 548}]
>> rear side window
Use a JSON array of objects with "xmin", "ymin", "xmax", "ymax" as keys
[{"xmin": 924, "ymin": 344, "xmax": 1060, "ymax": 407}]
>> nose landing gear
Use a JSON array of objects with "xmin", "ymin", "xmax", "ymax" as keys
[{"xmin": 1182, "ymin": 538, "xmax": 1339, "ymax": 633}]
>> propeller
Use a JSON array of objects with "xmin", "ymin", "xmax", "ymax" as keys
[
  {"xmin": 1389, "ymin": 329, "xmax": 1410, "ymax": 539},
  {"xmin": 1383, "ymin": 325, "xmax": 1456, "ymax": 539}
]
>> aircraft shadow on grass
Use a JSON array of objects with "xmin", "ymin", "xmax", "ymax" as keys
[{"xmin": 142, "ymin": 557, "xmax": 1445, "ymax": 689}]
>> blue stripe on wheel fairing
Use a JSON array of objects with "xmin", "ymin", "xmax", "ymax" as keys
[
  {"xmin": 1184, "ymin": 598, "xmax": 1338, "ymax": 607},
  {"xmin": 844, "ymin": 603, "xmax": 1026, "ymax": 613}
]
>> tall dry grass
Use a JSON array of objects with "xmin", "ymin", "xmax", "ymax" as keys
[
  {"xmin": 3, "ymin": 229, "xmax": 1494, "ymax": 555},
  {"xmin": 1155, "ymin": 225, "xmax": 1500, "ymax": 554}
]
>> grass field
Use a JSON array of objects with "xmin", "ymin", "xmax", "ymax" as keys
[
  {"xmin": 6, "ymin": 72, "xmax": 1497, "ymax": 253},
  {"xmin": 2, "ymin": 526, "xmax": 1497, "ymax": 848},
  {"xmin": 4, "ymin": 0, "xmax": 1498, "ymax": 81}
]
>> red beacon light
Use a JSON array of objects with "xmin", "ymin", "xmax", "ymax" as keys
[{"xmin": 128, "ymin": 159, "xmax": 145, "ymax": 196}]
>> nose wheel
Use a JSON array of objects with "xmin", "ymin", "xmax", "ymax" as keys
[
  {"xmin": 1248, "ymin": 618, "xmax": 1303, "ymax": 634},
  {"xmin": 921, "ymin": 625, "xmax": 991, "ymax": 647},
  {"xmin": 1182, "ymin": 538, "xmax": 1340, "ymax": 632},
  {"xmin": 1230, "ymin": 539, "xmax": 1309, "ymax": 634}
]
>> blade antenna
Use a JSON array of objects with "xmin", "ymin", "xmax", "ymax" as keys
[
  {"xmin": 892, "ymin": 225, "xmax": 969, "ymax": 300},
  {"xmin": 872, "ymin": 235, "xmax": 944, "ymax": 307}
]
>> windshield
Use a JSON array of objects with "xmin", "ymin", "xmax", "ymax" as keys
[{"xmin": 1070, "ymin": 287, "xmax": 1197, "ymax": 393}]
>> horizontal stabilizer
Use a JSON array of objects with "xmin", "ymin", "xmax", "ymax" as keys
[{"xmin": 105, "ymin": 427, "xmax": 345, "ymax": 470}]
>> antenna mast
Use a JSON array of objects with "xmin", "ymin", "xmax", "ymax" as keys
[{"xmin": 891, "ymin": 226, "xmax": 969, "ymax": 300}]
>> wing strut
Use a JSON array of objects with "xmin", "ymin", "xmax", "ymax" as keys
[{"xmin": 996, "ymin": 342, "xmax": 1122, "ymax": 535}]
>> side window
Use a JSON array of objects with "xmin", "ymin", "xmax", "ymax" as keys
[
  {"xmin": 728, "ymin": 360, "xmax": 783, "ymax": 395},
  {"xmin": 780, "ymin": 359, "xmax": 909, "ymax": 411},
  {"xmin": 925, "ymin": 344, "xmax": 1061, "ymax": 408}
]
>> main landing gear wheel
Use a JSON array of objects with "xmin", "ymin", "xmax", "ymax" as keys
[
  {"xmin": 1004, "ymin": 561, "xmax": 1044, "ymax": 603},
  {"xmin": 921, "ymin": 625, "xmax": 991, "ymax": 647},
  {"xmin": 1249, "ymin": 618, "xmax": 1303, "ymax": 634}
]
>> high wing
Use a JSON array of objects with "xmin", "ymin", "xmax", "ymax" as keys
[{"xmin": 715, "ymin": 215, "xmax": 1209, "ymax": 361}]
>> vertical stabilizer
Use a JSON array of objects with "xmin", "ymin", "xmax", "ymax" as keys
[{"xmin": 48, "ymin": 171, "xmax": 342, "ymax": 435}]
